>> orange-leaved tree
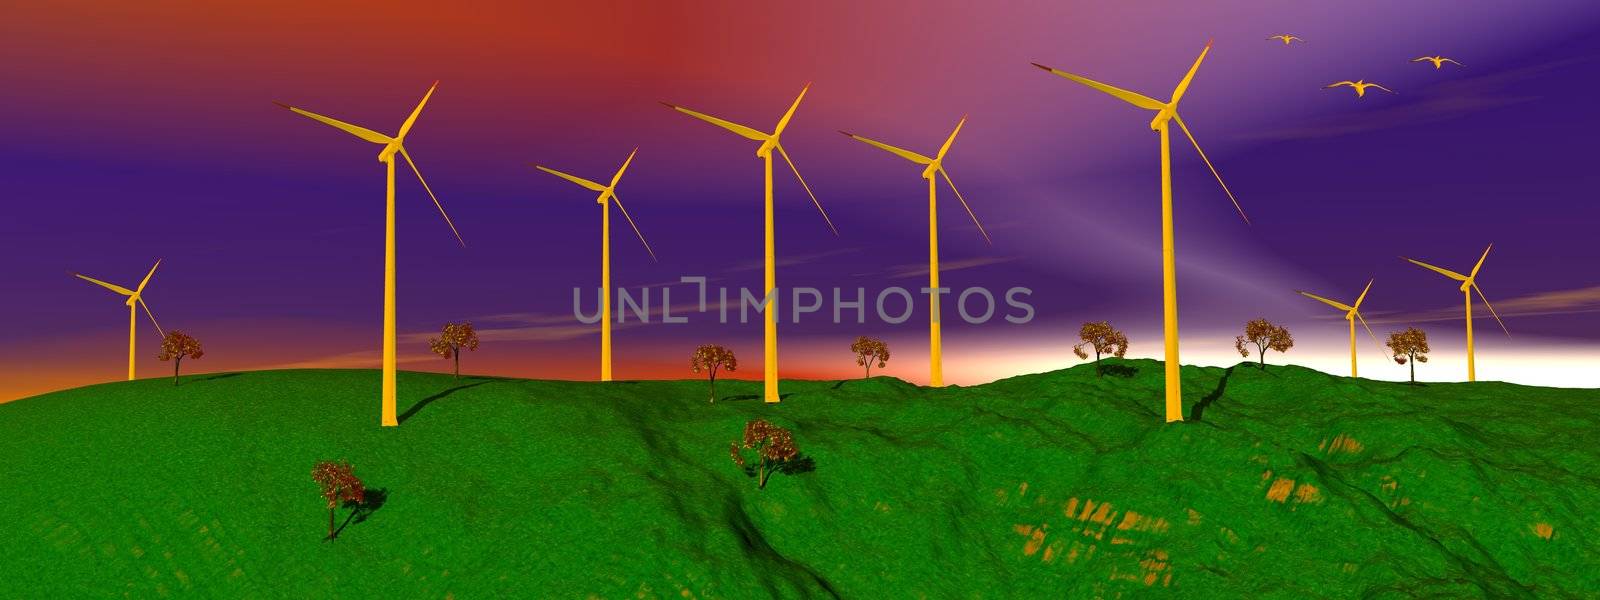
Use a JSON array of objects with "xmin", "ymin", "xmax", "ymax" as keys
[
  {"xmin": 729, "ymin": 419, "xmax": 800, "ymax": 489},
  {"xmin": 157, "ymin": 331, "xmax": 204, "ymax": 386},
  {"xmin": 691, "ymin": 344, "xmax": 737, "ymax": 403},
  {"xmin": 1072, "ymin": 321, "xmax": 1128, "ymax": 377},
  {"xmin": 1387, "ymin": 327, "xmax": 1430, "ymax": 385},
  {"xmin": 428, "ymin": 322, "xmax": 479, "ymax": 379},
  {"xmin": 1235, "ymin": 318, "xmax": 1293, "ymax": 369},
  {"xmin": 850, "ymin": 336, "xmax": 890, "ymax": 378},
  {"xmin": 311, "ymin": 461, "xmax": 366, "ymax": 541}
]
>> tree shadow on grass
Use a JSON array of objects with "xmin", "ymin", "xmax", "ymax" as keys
[
  {"xmin": 1189, "ymin": 366, "xmax": 1233, "ymax": 422},
  {"xmin": 332, "ymin": 488, "xmax": 388, "ymax": 539},
  {"xmin": 398, "ymin": 380, "xmax": 495, "ymax": 424},
  {"xmin": 1099, "ymin": 364, "xmax": 1139, "ymax": 378},
  {"xmin": 736, "ymin": 454, "xmax": 818, "ymax": 480}
]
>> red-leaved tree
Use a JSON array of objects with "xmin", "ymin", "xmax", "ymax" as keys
[
  {"xmin": 428, "ymin": 322, "xmax": 480, "ymax": 379},
  {"xmin": 729, "ymin": 419, "xmax": 800, "ymax": 489},
  {"xmin": 690, "ymin": 344, "xmax": 737, "ymax": 403},
  {"xmin": 157, "ymin": 331, "xmax": 204, "ymax": 386},
  {"xmin": 312, "ymin": 461, "xmax": 366, "ymax": 540}
]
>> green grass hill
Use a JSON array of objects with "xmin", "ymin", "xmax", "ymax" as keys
[{"xmin": 2, "ymin": 360, "xmax": 1596, "ymax": 598}]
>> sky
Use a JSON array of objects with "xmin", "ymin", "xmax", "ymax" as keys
[{"xmin": 3, "ymin": 0, "xmax": 1600, "ymax": 401}]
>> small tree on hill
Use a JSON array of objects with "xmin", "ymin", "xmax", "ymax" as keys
[
  {"xmin": 1387, "ymin": 327, "xmax": 1430, "ymax": 385},
  {"xmin": 729, "ymin": 419, "xmax": 800, "ymax": 489},
  {"xmin": 428, "ymin": 322, "xmax": 479, "ymax": 379},
  {"xmin": 1235, "ymin": 318, "xmax": 1294, "ymax": 369},
  {"xmin": 311, "ymin": 461, "xmax": 366, "ymax": 541},
  {"xmin": 850, "ymin": 336, "xmax": 890, "ymax": 378},
  {"xmin": 1072, "ymin": 321, "xmax": 1128, "ymax": 377},
  {"xmin": 691, "ymin": 344, "xmax": 737, "ymax": 403},
  {"xmin": 157, "ymin": 331, "xmax": 204, "ymax": 386}
]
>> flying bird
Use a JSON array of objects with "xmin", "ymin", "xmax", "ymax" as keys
[
  {"xmin": 1267, "ymin": 35, "xmax": 1304, "ymax": 45},
  {"xmin": 1325, "ymin": 80, "xmax": 1394, "ymax": 98},
  {"xmin": 1411, "ymin": 55, "xmax": 1464, "ymax": 69}
]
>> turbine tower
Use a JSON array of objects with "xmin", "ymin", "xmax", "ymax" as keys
[
  {"xmin": 74, "ymin": 260, "xmax": 165, "ymax": 381},
  {"xmin": 662, "ymin": 84, "xmax": 838, "ymax": 403},
  {"xmin": 1402, "ymin": 245, "xmax": 1509, "ymax": 381},
  {"xmin": 276, "ymin": 81, "xmax": 465, "ymax": 427},
  {"xmin": 841, "ymin": 117, "xmax": 991, "ymax": 387},
  {"xmin": 1296, "ymin": 279, "xmax": 1384, "ymax": 377},
  {"xmin": 1033, "ymin": 41, "xmax": 1249, "ymax": 422},
  {"xmin": 533, "ymin": 149, "xmax": 657, "ymax": 381}
]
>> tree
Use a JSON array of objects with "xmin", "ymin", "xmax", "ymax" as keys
[
  {"xmin": 1235, "ymin": 318, "xmax": 1294, "ymax": 369},
  {"xmin": 428, "ymin": 322, "xmax": 479, "ymax": 380},
  {"xmin": 1071, "ymin": 321, "xmax": 1128, "ymax": 377},
  {"xmin": 311, "ymin": 461, "xmax": 366, "ymax": 540},
  {"xmin": 729, "ymin": 419, "xmax": 800, "ymax": 489},
  {"xmin": 157, "ymin": 331, "xmax": 204, "ymax": 386},
  {"xmin": 850, "ymin": 336, "xmax": 890, "ymax": 378},
  {"xmin": 690, "ymin": 344, "xmax": 737, "ymax": 403},
  {"xmin": 1387, "ymin": 327, "xmax": 1430, "ymax": 385}
]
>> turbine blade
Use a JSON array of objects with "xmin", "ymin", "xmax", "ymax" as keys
[
  {"xmin": 1296, "ymin": 290, "xmax": 1352, "ymax": 312},
  {"xmin": 1470, "ymin": 243, "xmax": 1492, "ymax": 278},
  {"xmin": 1353, "ymin": 278, "xmax": 1374, "ymax": 309},
  {"xmin": 939, "ymin": 167, "xmax": 992, "ymax": 246},
  {"xmin": 534, "ymin": 165, "xmax": 607, "ymax": 192},
  {"xmin": 1031, "ymin": 63, "xmax": 1165, "ymax": 111},
  {"xmin": 136, "ymin": 259, "xmax": 161, "ymax": 294},
  {"xmin": 139, "ymin": 298, "xmax": 165, "ymax": 339},
  {"xmin": 399, "ymin": 147, "xmax": 465, "ymax": 247},
  {"xmin": 608, "ymin": 147, "xmax": 638, "ymax": 189},
  {"xmin": 776, "ymin": 144, "xmax": 839, "ymax": 237},
  {"xmin": 772, "ymin": 83, "xmax": 810, "ymax": 137},
  {"xmin": 74, "ymin": 273, "xmax": 134, "ymax": 296},
  {"xmin": 1173, "ymin": 114, "xmax": 1249, "ymax": 225},
  {"xmin": 608, "ymin": 191, "xmax": 657, "ymax": 262},
  {"xmin": 1403, "ymin": 257, "xmax": 1468, "ymax": 281},
  {"xmin": 1473, "ymin": 283, "xmax": 1511, "ymax": 337},
  {"xmin": 396, "ymin": 80, "xmax": 438, "ymax": 140},
  {"xmin": 274, "ymin": 102, "xmax": 393, "ymax": 145},
  {"xmin": 1355, "ymin": 311, "xmax": 1388, "ymax": 359},
  {"xmin": 1170, "ymin": 40, "xmax": 1212, "ymax": 106},
  {"xmin": 935, "ymin": 116, "xmax": 966, "ymax": 162},
  {"xmin": 840, "ymin": 131, "xmax": 932, "ymax": 165},
  {"xmin": 661, "ymin": 102, "xmax": 769, "ymax": 142}
]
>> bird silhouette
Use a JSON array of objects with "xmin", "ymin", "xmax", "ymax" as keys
[
  {"xmin": 1411, "ymin": 56, "xmax": 1464, "ymax": 69},
  {"xmin": 1267, "ymin": 34, "xmax": 1305, "ymax": 45},
  {"xmin": 1325, "ymin": 80, "xmax": 1395, "ymax": 98}
]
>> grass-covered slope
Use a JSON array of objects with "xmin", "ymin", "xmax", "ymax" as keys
[{"xmin": 1, "ymin": 360, "xmax": 1596, "ymax": 598}]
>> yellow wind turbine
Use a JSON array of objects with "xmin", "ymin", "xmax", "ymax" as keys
[
  {"xmin": 1034, "ymin": 41, "xmax": 1249, "ymax": 423},
  {"xmin": 841, "ymin": 117, "xmax": 991, "ymax": 387},
  {"xmin": 1402, "ymin": 245, "xmax": 1509, "ymax": 382},
  {"xmin": 533, "ymin": 149, "xmax": 657, "ymax": 382},
  {"xmin": 74, "ymin": 260, "xmax": 165, "ymax": 381},
  {"xmin": 276, "ymin": 81, "xmax": 465, "ymax": 427},
  {"xmin": 659, "ymin": 83, "xmax": 838, "ymax": 404},
  {"xmin": 1296, "ymin": 279, "xmax": 1386, "ymax": 377}
]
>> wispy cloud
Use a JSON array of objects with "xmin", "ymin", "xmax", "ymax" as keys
[
  {"xmin": 884, "ymin": 256, "xmax": 1018, "ymax": 278},
  {"xmin": 250, "ymin": 350, "xmax": 436, "ymax": 370},
  {"xmin": 727, "ymin": 248, "xmax": 859, "ymax": 272},
  {"xmin": 1364, "ymin": 285, "xmax": 1600, "ymax": 325}
]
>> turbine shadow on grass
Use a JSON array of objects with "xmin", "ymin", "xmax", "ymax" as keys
[
  {"xmin": 721, "ymin": 393, "xmax": 797, "ymax": 402},
  {"xmin": 196, "ymin": 373, "xmax": 242, "ymax": 382},
  {"xmin": 398, "ymin": 380, "xmax": 495, "ymax": 424},
  {"xmin": 1189, "ymin": 366, "xmax": 1233, "ymax": 422},
  {"xmin": 332, "ymin": 488, "xmax": 389, "ymax": 539}
]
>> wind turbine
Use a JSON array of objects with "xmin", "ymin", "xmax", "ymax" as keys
[
  {"xmin": 841, "ymin": 117, "xmax": 992, "ymax": 387},
  {"xmin": 1296, "ymin": 279, "xmax": 1385, "ymax": 377},
  {"xmin": 74, "ymin": 260, "xmax": 165, "ymax": 381},
  {"xmin": 533, "ymin": 149, "xmax": 657, "ymax": 381},
  {"xmin": 662, "ymin": 83, "xmax": 838, "ymax": 403},
  {"xmin": 1033, "ymin": 41, "xmax": 1249, "ymax": 423},
  {"xmin": 1402, "ymin": 245, "xmax": 1509, "ymax": 381},
  {"xmin": 276, "ymin": 81, "xmax": 465, "ymax": 427}
]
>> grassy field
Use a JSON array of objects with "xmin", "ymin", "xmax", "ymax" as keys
[{"xmin": 1, "ymin": 360, "xmax": 1596, "ymax": 598}]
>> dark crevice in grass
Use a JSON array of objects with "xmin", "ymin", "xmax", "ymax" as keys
[{"xmin": 724, "ymin": 497, "xmax": 842, "ymax": 599}]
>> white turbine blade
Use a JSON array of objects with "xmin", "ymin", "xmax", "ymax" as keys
[
  {"xmin": 274, "ymin": 102, "xmax": 394, "ymax": 145},
  {"xmin": 839, "ymin": 131, "xmax": 932, "ymax": 165},
  {"xmin": 661, "ymin": 102, "xmax": 770, "ymax": 142},
  {"xmin": 939, "ymin": 167, "xmax": 992, "ymax": 246},
  {"xmin": 1472, "ymin": 283, "xmax": 1511, "ymax": 337},
  {"xmin": 1403, "ymin": 257, "xmax": 1468, "ymax": 281},
  {"xmin": 608, "ymin": 148, "xmax": 638, "ymax": 189},
  {"xmin": 534, "ymin": 165, "xmax": 607, "ymax": 192},
  {"xmin": 1470, "ymin": 243, "xmax": 1492, "ymax": 278},
  {"xmin": 935, "ymin": 116, "xmax": 966, "ymax": 162},
  {"xmin": 608, "ymin": 191, "xmax": 657, "ymax": 263},
  {"xmin": 1296, "ymin": 290, "xmax": 1352, "ymax": 312},
  {"xmin": 1031, "ymin": 63, "xmax": 1165, "ymax": 111},
  {"xmin": 1353, "ymin": 278, "xmax": 1374, "ymax": 309},
  {"xmin": 136, "ymin": 259, "xmax": 161, "ymax": 294},
  {"xmin": 776, "ymin": 143, "xmax": 839, "ymax": 237},
  {"xmin": 399, "ymin": 147, "xmax": 466, "ymax": 247},
  {"xmin": 75, "ymin": 273, "xmax": 134, "ymax": 296},
  {"xmin": 396, "ymin": 80, "xmax": 438, "ymax": 140},
  {"xmin": 1173, "ymin": 114, "xmax": 1249, "ymax": 225}
]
